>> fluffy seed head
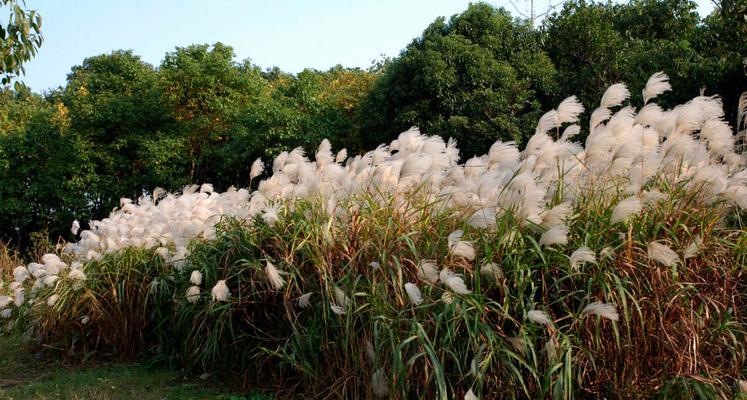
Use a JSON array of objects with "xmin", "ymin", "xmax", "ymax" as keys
[
  {"xmin": 557, "ymin": 95, "xmax": 585, "ymax": 124},
  {"xmin": 297, "ymin": 292, "xmax": 313, "ymax": 308},
  {"xmin": 569, "ymin": 247, "xmax": 596, "ymax": 269},
  {"xmin": 601, "ymin": 83, "xmax": 630, "ymax": 108},
  {"xmin": 211, "ymin": 280, "xmax": 230, "ymax": 302},
  {"xmin": 648, "ymin": 241, "xmax": 679, "ymax": 267},
  {"xmin": 684, "ymin": 236, "xmax": 702, "ymax": 259},
  {"xmin": 265, "ymin": 261, "xmax": 286, "ymax": 290},
  {"xmin": 404, "ymin": 282, "xmax": 423, "ymax": 305},
  {"xmin": 582, "ymin": 301, "xmax": 619, "ymax": 321},
  {"xmin": 439, "ymin": 268, "xmax": 471, "ymax": 294},
  {"xmin": 465, "ymin": 389, "xmax": 479, "ymax": 400},
  {"xmin": 480, "ymin": 262, "xmax": 503, "ymax": 280},
  {"xmin": 189, "ymin": 270, "xmax": 202, "ymax": 286},
  {"xmin": 450, "ymin": 240, "xmax": 476, "ymax": 260},
  {"xmin": 71, "ymin": 220, "xmax": 80, "ymax": 235},
  {"xmin": 527, "ymin": 310, "xmax": 552, "ymax": 326},
  {"xmin": 372, "ymin": 368, "xmax": 389, "ymax": 398},
  {"xmin": 610, "ymin": 196, "xmax": 643, "ymax": 224},
  {"xmin": 417, "ymin": 260, "xmax": 439, "ymax": 284},
  {"xmin": 186, "ymin": 286, "xmax": 200, "ymax": 303},
  {"xmin": 539, "ymin": 225, "xmax": 568, "ymax": 247},
  {"xmin": 642, "ymin": 71, "xmax": 671, "ymax": 104}
]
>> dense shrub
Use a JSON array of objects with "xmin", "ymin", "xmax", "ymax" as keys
[{"xmin": 2, "ymin": 75, "xmax": 747, "ymax": 398}]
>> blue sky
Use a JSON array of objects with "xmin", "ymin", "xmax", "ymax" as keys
[{"xmin": 19, "ymin": 0, "xmax": 715, "ymax": 93}]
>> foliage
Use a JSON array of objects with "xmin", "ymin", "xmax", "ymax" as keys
[
  {"xmin": 4, "ymin": 76, "xmax": 747, "ymax": 398},
  {"xmin": 0, "ymin": 97, "xmax": 97, "ymax": 247},
  {"xmin": 63, "ymin": 50, "xmax": 177, "ymax": 214},
  {"xmin": 0, "ymin": 0, "xmax": 745, "ymax": 260},
  {"xmin": 542, "ymin": 0, "xmax": 746, "ymax": 129},
  {"xmin": 360, "ymin": 3, "xmax": 557, "ymax": 157},
  {"xmin": 0, "ymin": 335, "xmax": 273, "ymax": 399},
  {"xmin": 0, "ymin": 0, "xmax": 42, "ymax": 85},
  {"xmin": 0, "ymin": 44, "xmax": 374, "ymax": 246}
]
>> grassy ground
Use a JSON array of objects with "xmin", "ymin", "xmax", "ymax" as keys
[{"xmin": 0, "ymin": 335, "xmax": 271, "ymax": 400}]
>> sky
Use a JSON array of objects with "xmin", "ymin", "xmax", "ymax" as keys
[{"xmin": 17, "ymin": 0, "xmax": 716, "ymax": 93}]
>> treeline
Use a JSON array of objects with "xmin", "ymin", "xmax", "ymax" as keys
[{"xmin": 0, "ymin": 0, "xmax": 744, "ymax": 248}]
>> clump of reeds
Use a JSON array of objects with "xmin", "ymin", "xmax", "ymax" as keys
[{"xmin": 2, "ymin": 74, "xmax": 746, "ymax": 399}]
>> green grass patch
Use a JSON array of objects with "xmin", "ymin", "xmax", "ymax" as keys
[{"xmin": 0, "ymin": 335, "xmax": 271, "ymax": 400}]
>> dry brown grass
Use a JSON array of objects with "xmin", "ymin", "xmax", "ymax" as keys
[{"xmin": 0, "ymin": 241, "xmax": 23, "ymax": 283}]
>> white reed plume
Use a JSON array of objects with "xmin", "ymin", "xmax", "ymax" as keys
[
  {"xmin": 261, "ymin": 204, "xmax": 281, "ymax": 226},
  {"xmin": 480, "ymin": 262, "xmax": 503, "ymax": 280},
  {"xmin": 600, "ymin": 246, "xmax": 615, "ymax": 260},
  {"xmin": 488, "ymin": 140, "xmax": 520, "ymax": 170},
  {"xmin": 68, "ymin": 269, "xmax": 86, "ymax": 281},
  {"xmin": 250, "ymin": 158, "xmax": 264, "ymax": 180},
  {"xmin": 439, "ymin": 268, "xmax": 471, "ymax": 294},
  {"xmin": 545, "ymin": 335, "xmax": 560, "ymax": 362},
  {"xmin": 448, "ymin": 230, "xmax": 475, "ymax": 260},
  {"xmin": 330, "ymin": 304, "xmax": 346, "ymax": 315},
  {"xmin": 648, "ymin": 241, "xmax": 679, "ymax": 267},
  {"xmin": 404, "ymin": 282, "xmax": 423, "ymax": 305},
  {"xmin": 297, "ymin": 292, "xmax": 313, "ymax": 308},
  {"xmin": 365, "ymin": 340, "xmax": 376, "ymax": 363},
  {"xmin": 642, "ymin": 189, "xmax": 667, "ymax": 207},
  {"xmin": 372, "ymin": 368, "xmax": 389, "ymax": 398},
  {"xmin": 556, "ymin": 95, "xmax": 585, "ymax": 124},
  {"xmin": 582, "ymin": 301, "xmax": 619, "ymax": 321},
  {"xmin": 569, "ymin": 247, "xmax": 596, "ymax": 270},
  {"xmin": 334, "ymin": 286, "xmax": 351, "ymax": 308},
  {"xmin": 642, "ymin": 72, "xmax": 671, "ymax": 104},
  {"xmin": 539, "ymin": 225, "xmax": 568, "ymax": 247},
  {"xmin": 465, "ymin": 389, "xmax": 479, "ymax": 400},
  {"xmin": 542, "ymin": 202, "xmax": 572, "ymax": 228},
  {"xmin": 14, "ymin": 288, "xmax": 24, "ymax": 306},
  {"xmin": 335, "ymin": 148, "xmax": 348, "ymax": 164},
  {"xmin": 199, "ymin": 183, "xmax": 213, "ymax": 194},
  {"xmin": 590, "ymin": 107, "xmax": 612, "ymax": 130},
  {"xmin": 601, "ymin": 83, "xmax": 630, "ymax": 109},
  {"xmin": 43, "ymin": 275, "xmax": 59, "ymax": 287},
  {"xmin": 189, "ymin": 270, "xmax": 202, "ymax": 286},
  {"xmin": 610, "ymin": 196, "xmax": 643, "ymax": 224},
  {"xmin": 265, "ymin": 261, "xmax": 286, "ymax": 290},
  {"xmin": 468, "ymin": 207, "xmax": 496, "ymax": 229},
  {"xmin": 13, "ymin": 266, "xmax": 28, "ymax": 283},
  {"xmin": 71, "ymin": 220, "xmax": 80, "ymax": 235},
  {"xmin": 186, "ymin": 286, "xmax": 200, "ymax": 303},
  {"xmin": 527, "ymin": 309, "xmax": 553, "ymax": 326},
  {"xmin": 211, "ymin": 280, "xmax": 230, "ymax": 302},
  {"xmin": 417, "ymin": 260, "xmax": 439, "ymax": 284},
  {"xmin": 450, "ymin": 241, "xmax": 476, "ymax": 260}
]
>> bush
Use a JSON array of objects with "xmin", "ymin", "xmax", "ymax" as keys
[{"xmin": 3, "ymin": 75, "xmax": 747, "ymax": 398}]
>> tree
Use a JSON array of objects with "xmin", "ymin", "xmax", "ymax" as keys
[
  {"xmin": 0, "ymin": 0, "xmax": 42, "ymax": 85},
  {"xmin": 159, "ymin": 42, "xmax": 269, "ymax": 188},
  {"xmin": 542, "ymin": 0, "xmax": 746, "ymax": 126},
  {"xmin": 62, "ymin": 50, "xmax": 176, "ymax": 214},
  {"xmin": 359, "ymin": 3, "xmax": 557, "ymax": 158},
  {"xmin": 0, "ymin": 91, "xmax": 96, "ymax": 247}
]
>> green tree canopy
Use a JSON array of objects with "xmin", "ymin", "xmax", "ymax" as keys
[
  {"xmin": 0, "ymin": 91, "xmax": 95, "ymax": 246},
  {"xmin": 62, "ymin": 50, "xmax": 176, "ymax": 214},
  {"xmin": 542, "ymin": 0, "xmax": 746, "ymax": 125},
  {"xmin": 359, "ymin": 3, "xmax": 557, "ymax": 158},
  {"xmin": 0, "ymin": 0, "xmax": 42, "ymax": 85}
]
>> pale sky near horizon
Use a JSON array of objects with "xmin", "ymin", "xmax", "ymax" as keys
[{"xmin": 16, "ymin": 0, "xmax": 716, "ymax": 93}]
